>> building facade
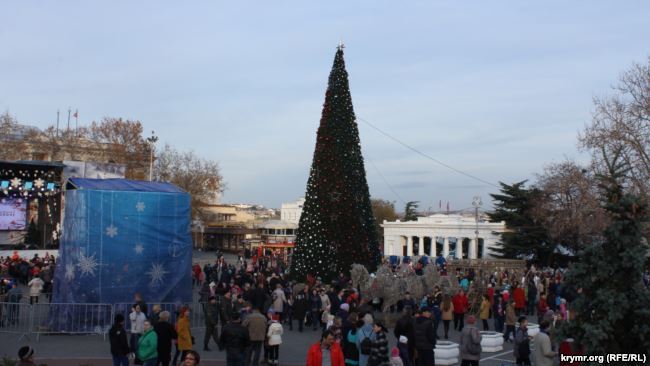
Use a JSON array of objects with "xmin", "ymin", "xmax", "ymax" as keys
[
  {"xmin": 280, "ymin": 197, "xmax": 304, "ymax": 224},
  {"xmin": 382, "ymin": 214, "xmax": 507, "ymax": 259}
]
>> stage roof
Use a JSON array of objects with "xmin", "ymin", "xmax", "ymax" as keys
[{"xmin": 66, "ymin": 178, "xmax": 185, "ymax": 193}]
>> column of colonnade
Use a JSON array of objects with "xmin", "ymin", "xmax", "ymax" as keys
[{"xmin": 398, "ymin": 234, "xmax": 487, "ymax": 259}]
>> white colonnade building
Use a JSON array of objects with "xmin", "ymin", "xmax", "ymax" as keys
[{"xmin": 382, "ymin": 214, "xmax": 507, "ymax": 259}]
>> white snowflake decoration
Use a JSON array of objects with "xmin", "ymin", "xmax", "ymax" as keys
[
  {"xmin": 135, "ymin": 202, "xmax": 146, "ymax": 212},
  {"xmin": 146, "ymin": 262, "xmax": 169, "ymax": 286},
  {"xmin": 134, "ymin": 243, "xmax": 144, "ymax": 255},
  {"xmin": 34, "ymin": 178, "xmax": 45, "ymax": 189},
  {"xmin": 105, "ymin": 224, "xmax": 118, "ymax": 238},
  {"xmin": 10, "ymin": 177, "xmax": 21, "ymax": 188},
  {"xmin": 77, "ymin": 252, "xmax": 99, "ymax": 277},
  {"xmin": 64, "ymin": 263, "xmax": 75, "ymax": 280}
]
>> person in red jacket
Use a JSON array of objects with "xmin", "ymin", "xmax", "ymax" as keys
[
  {"xmin": 307, "ymin": 329, "xmax": 345, "ymax": 366},
  {"xmin": 513, "ymin": 282, "xmax": 526, "ymax": 316},
  {"xmin": 452, "ymin": 289, "xmax": 469, "ymax": 332}
]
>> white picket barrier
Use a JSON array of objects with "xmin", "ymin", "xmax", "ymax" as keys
[
  {"xmin": 0, "ymin": 302, "xmax": 32, "ymax": 341},
  {"xmin": 31, "ymin": 302, "xmax": 114, "ymax": 341}
]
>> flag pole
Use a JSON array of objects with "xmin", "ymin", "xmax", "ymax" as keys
[
  {"xmin": 75, "ymin": 109, "xmax": 78, "ymax": 136},
  {"xmin": 66, "ymin": 108, "xmax": 71, "ymax": 132},
  {"xmin": 56, "ymin": 110, "xmax": 60, "ymax": 137}
]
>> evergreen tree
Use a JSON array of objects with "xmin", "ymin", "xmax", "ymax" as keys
[
  {"xmin": 25, "ymin": 218, "xmax": 40, "ymax": 246},
  {"xmin": 487, "ymin": 181, "xmax": 552, "ymax": 263},
  {"xmin": 291, "ymin": 46, "xmax": 381, "ymax": 281},
  {"xmin": 560, "ymin": 152, "xmax": 650, "ymax": 354},
  {"xmin": 403, "ymin": 201, "xmax": 419, "ymax": 221}
]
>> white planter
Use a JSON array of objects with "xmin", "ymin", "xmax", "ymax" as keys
[
  {"xmin": 527, "ymin": 323, "xmax": 540, "ymax": 338},
  {"xmin": 435, "ymin": 340, "xmax": 459, "ymax": 365},
  {"xmin": 480, "ymin": 331, "xmax": 504, "ymax": 352}
]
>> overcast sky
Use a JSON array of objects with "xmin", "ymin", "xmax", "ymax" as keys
[{"xmin": 2, "ymin": 1, "xmax": 649, "ymax": 211}]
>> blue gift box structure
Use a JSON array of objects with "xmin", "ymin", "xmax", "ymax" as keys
[{"xmin": 48, "ymin": 178, "xmax": 192, "ymax": 332}]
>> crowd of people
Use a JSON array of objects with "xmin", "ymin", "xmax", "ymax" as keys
[
  {"xmin": 0, "ymin": 252, "xmax": 55, "ymax": 302},
  {"xmin": 3, "ymin": 248, "xmax": 649, "ymax": 366}
]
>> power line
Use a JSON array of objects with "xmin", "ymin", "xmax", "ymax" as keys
[
  {"xmin": 357, "ymin": 116, "xmax": 499, "ymax": 188},
  {"xmin": 365, "ymin": 156, "xmax": 407, "ymax": 207}
]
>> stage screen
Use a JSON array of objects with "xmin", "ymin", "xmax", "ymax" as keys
[{"xmin": 0, "ymin": 198, "xmax": 27, "ymax": 230}]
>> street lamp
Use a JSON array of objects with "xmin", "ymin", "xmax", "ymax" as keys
[
  {"xmin": 146, "ymin": 130, "xmax": 158, "ymax": 181},
  {"xmin": 472, "ymin": 196, "xmax": 482, "ymax": 259}
]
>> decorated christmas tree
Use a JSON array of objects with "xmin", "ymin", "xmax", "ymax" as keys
[
  {"xmin": 560, "ymin": 152, "xmax": 650, "ymax": 354},
  {"xmin": 291, "ymin": 45, "xmax": 381, "ymax": 281}
]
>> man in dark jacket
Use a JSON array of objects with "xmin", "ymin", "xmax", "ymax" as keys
[
  {"xmin": 219, "ymin": 312, "xmax": 250, "ymax": 366},
  {"xmin": 204, "ymin": 296, "xmax": 220, "ymax": 351},
  {"xmin": 251, "ymin": 283, "xmax": 268, "ymax": 312},
  {"xmin": 109, "ymin": 314, "xmax": 130, "ymax": 366},
  {"xmin": 394, "ymin": 306, "xmax": 415, "ymax": 365},
  {"xmin": 293, "ymin": 290, "xmax": 308, "ymax": 332},
  {"xmin": 153, "ymin": 311, "xmax": 177, "ymax": 366},
  {"xmin": 413, "ymin": 307, "xmax": 436, "ymax": 366}
]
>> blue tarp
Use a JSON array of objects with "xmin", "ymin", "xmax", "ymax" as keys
[{"xmin": 49, "ymin": 178, "xmax": 192, "ymax": 332}]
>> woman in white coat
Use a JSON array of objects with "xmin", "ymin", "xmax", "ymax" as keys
[{"xmin": 266, "ymin": 315, "xmax": 283, "ymax": 365}]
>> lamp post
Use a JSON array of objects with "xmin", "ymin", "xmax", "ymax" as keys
[
  {"xmin": 472, "ymin": 196, "xmax": 482, "ymax": 259},
  {"xmin": 146, "ymin": 130, "xmax": 158, "ymax": 181}
]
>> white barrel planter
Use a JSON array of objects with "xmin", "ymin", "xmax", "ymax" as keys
[
  {"xmin": 480, "ymin": 331, "xmax": 504, "ymax": 352},
  {"xmin": 434, "ymin": 341, "xmax": 460, "ymax": 365},
  {"xmin": 527, "ymin": 323, "xmax": 540, "ymax": 338}
]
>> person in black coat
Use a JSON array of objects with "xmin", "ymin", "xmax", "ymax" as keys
[
  {"xmin": 394, "ymin": 306, "xmax": 415, "ymax": 364},
  {"xmin": 292, "ymin": 290, "xmax": 308, "ymax": 332},
  {"xmin": 368, "ymin": 321, "xmax": 390, "ymax": 366},
  {"xmin": 251, "ymin": 283, "xmax": 268, "ymax": 312},
  {"xmin": 154, "ymin": 311, "xmax": 177, "ymax": 366},
  {"xmin": 219, "ymin": 312, "xmax": 250, "ymax": 366},
  {"xmin": 109, "ymin": 314, "xmax": 130, "ymax": 366},
  {"xmin": 413, "ymin": 307, "xmax": 436, "ymax": 366}
]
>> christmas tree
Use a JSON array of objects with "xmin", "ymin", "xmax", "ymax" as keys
[
  {"xmin": 560, "ymin": 152, "xmax": 650, "ymax": 354},
  {"xmin": 291, "ymin": 45, "xmax": 381, "ymax": 281}
]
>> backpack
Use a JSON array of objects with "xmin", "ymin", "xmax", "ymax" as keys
[
  {"xmin": 466, "ymin": 327, "xmax": 482, "ymax": 355},
  {"xmin": 360, "ymin": 330, "xmax": 372, "ymax": 355}
]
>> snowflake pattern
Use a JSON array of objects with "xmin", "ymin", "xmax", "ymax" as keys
[
  {"xmin": 77, "ymin": 252, "xmax": 99, "ymax": 277},
  {"xmin": 134, "ymin": 243, "xmax": 144, "ymax": 255},
  {"xmin": 10, "ymin": 177, "xmax": 21, "ymax": 188},
  {"xmin": 146, "ymin": 262, "xmax": 169, "ymax": 286},
  {"xmin": 135, "ymin": 202, "xmax": 146, "ymax": 212},
  {"xmin": 34, "ymin": 178, "xmax": 45, "ymax": 189},
  {"xmin": 64, "ymin": 263, "xmax": 75, "ymax": 280},
  {"xmin": 105, "ymin": 224, "xmax": 118, "ymax": 238}
]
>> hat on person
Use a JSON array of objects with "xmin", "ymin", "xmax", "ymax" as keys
[
  {"xmin": 208, "ymin": 295, "xmax": 216, "ymax": 300},
  {"xmin": 18, "ymin": 346, "xmax": 33, "ymax": 360},
  {"xmin": 114, "ymin": 313, "xmax": 125, "ymax": 324},
  {"xmin": 421, "ymin": 306, "xmax": 432, "ymax": 313},
  {"xmin": 391, "ymin": 347, "xmax": 400, "ymax": 357},
  {"xmin": 373, "ymin": 320, "xmax": 388, "ymax": 332},
  {"xmin": 467, "ymin": 315, "xmax": 476, "ymax": 324},
  {"xmin": 399, "ymin": 335, "xmax": 408, "ymax": 344},
  {"xmin": 340, "ymin": 303, "xmax": 350, "ymax": 312},
  {"xmin": 209, "ymin": 281, "xmax": 216, "ymax": 287}
]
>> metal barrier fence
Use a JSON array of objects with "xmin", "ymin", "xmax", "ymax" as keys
[
  {"xmin": 0, "ymin": 302, "xmax": 32, "ymax": 341},
  {"xmin": 0, "ymin": 301, "xmax": 209, "ymax": 341},
  {"xmin": 113, "ymin": 301, "xmax": 208, "ymax": 331},
  {"xmin": 31, "ymin": 302, "xmax": 114, "ymax": 341}
]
